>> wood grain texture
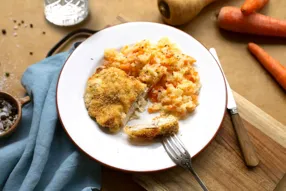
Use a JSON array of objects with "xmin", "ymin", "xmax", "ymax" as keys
[
  {"xmin": 230, "ymin": 113, "xmax": 259, "ymax": 167},
  {"xmin": 133, "ymin": 114, "xmax": 286, "ymax": 191},
  {"xmin": 233, "ymin": 91, "xmax": 286, "ymax": 148},
  {"xmin": 274, "ymin": 174, "xmax": 286, "ymax": 191},
  {"xmin": 101, "ymin": 167, "xmax": 145, "ymax": 191}
]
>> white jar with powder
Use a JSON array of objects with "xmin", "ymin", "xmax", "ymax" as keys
[{"xmin": 44, "ymin": 0, "xmax": 89, "ymax": 26}]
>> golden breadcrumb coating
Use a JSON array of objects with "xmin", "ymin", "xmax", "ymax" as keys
[
  {"xmin": 124, "ymin": 115, "xmax": 179, "ymax": 139},
  {"xmin": 84, "ymin": 67, "xmax": 147, "ymax": 132}
]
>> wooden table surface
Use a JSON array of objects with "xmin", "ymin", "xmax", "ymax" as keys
[{"xmin": 0, "ymin": 0, "xmax": 285, "ymax": 190}]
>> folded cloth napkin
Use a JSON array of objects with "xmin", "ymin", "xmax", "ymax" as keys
[{"xmin": 0, "ymin": 44, "xmax": 101, "ymax": 191}]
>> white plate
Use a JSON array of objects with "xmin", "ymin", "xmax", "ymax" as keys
[{"xmin": 57, "ymin": 22, "xmax": 227, "ymax": 172}]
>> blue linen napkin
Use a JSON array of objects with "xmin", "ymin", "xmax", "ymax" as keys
[{"xmin": 0, "ymin": 44, "xmax": 101, "ymax": 191}]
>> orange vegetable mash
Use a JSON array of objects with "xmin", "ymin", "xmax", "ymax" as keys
[{"xmin": 102, "ymin": 37, "xmax": 201, "ymax": 118}]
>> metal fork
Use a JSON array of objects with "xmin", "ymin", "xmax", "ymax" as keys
[{"xmin": 162, "ymin": 134, "xmax": 209, "ymax": 191}]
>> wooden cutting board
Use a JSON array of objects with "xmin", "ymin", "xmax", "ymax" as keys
[{"xmin": 132, "ymin": 92, "xmax": 286, "ymax": 190}]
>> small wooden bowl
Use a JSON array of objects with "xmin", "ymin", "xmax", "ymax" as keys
[{"xmin": 0, "ymin": 91, "xmax": 30, "ymax": 138}]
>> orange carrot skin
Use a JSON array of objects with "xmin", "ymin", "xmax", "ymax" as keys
[
  {"xmin": 241, "ymin": 0, "xmax": 269, "ymax": 15},
  {"xmin": 248, "ymin": 43, "xmax": 286, "ymax": 90},
  {"xmin": 218, "ymin": 6, "xmax": 286, "ymax": 37}
]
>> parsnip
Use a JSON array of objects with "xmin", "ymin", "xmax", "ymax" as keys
[{"xmin": 157, "ymin": 0, "xmax": 216, "ymax": 26}]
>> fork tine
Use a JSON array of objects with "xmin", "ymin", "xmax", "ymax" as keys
[
  {"xmin": 169, "ymin": 135, "xmax": 185, "ymax": 155},
  {"xmin": 166, "ymin": 137, "xmax": 182, "ymax": 157},
  {"xmin": 162, "ymin": 138, "xmax": 179, "ymax": 161},
  {"xmin": 162, "ymin": 135, "xmax": 208, "ymax": 191},
  {"xmin": 172, "ymin": 134, "xmax": 191, "ymax": 158},
  {"xmin": 173, "ymin": 134, "xmax": 187, "ymax": 148}
]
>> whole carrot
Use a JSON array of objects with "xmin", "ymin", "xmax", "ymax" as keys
[
  {"xmin": 217, "ymin": 6, "xmax": 286, "ymax": 37},
  {"xmin": 241, "ymin": 0, "xmax": 269, "ymax": 15},
  {"xmin": 248, "ymin": 43, "xmax": 286, "ymax": 90}
]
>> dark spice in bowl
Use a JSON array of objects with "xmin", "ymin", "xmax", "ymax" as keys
[{"xmin": 0, "ymin": 98, "xmax": 18, "ymax": 134}]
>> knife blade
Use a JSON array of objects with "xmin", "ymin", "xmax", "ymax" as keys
[{"xmin": 209, "ymin": 48, "xmax": 259, "ymax": 167}]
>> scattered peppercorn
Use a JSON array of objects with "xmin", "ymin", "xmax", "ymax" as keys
[
  {"xmin": 5, "ymin": 72, "xmax": 10, "ymax": 77},
  {"xmin": 2, "ymin": 29, "xmax": 6, "ymax": 35},
  {"xmin": 18, "ymin": 23, "xmax": 21, "ymax": 26},
  {"xmin": 30, "ymin": 24, "xmax": 33, "ymax": 28},
  {"xmin": 29, "ymin": 52, "xmax": 33, "ymax": 55},
  {"xmin": 42, "ymin": 31, "xmax": 46, "ymax": 35},
  {"xmin": 13, "ymin": 20, "xmax": 16, "ymax": 23},
  {"xmin": 21, "ymin": 20, "xmax": 24, "ymax": 24}
]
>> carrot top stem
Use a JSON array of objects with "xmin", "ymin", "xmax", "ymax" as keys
[{"xmin": 241, "ymin": 0, "xmax": 269, "ymax": 15}]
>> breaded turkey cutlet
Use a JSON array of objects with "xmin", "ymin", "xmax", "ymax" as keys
[
  {"xmin": 124, "ymin": 115, "xmax": 179, "ymax": 139},
  {"xmin": 84, "ymin": 67, "xmax": 147, "ymax": 132}
]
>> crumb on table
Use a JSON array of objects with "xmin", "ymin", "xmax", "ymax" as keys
[{"xmin": 2, "ymin": 29, "xmax": 6, "ymax": 35}]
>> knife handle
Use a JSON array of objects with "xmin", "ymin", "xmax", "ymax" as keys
[{"xmin": 229, "ymin": 110, "xmax": 260, "ymax": 167}]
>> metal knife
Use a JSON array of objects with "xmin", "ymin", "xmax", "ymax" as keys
[{"xmin": 209, "ymin": 48, "xmax": 259, "ymax": 167}]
